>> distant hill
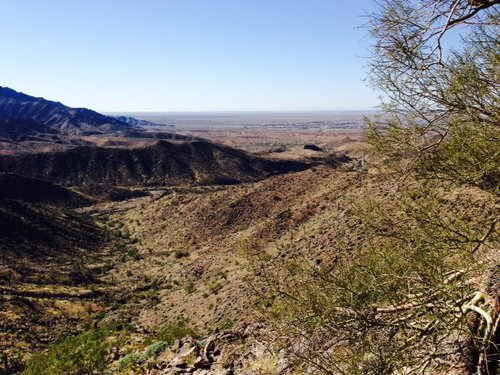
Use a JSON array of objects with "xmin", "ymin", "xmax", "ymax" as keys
[
  {"xmin": 120, "ymin": 129, "xmax": 195, "ymax": 141},
  {"xmin": 0, "ymin": 140, "xmax": 311, "ymax": 186},
  {"xmin": 0, "ymin": 86, "xmax": 132, "ymax": 136},
  {"xmin": 114, "ymin": 115, "xmax": 164, "ymax": 127}
]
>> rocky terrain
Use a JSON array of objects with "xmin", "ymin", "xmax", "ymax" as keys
[
  {"xmin": 0, "ymin": 196, "xmax": 110, "ymax": 359},
  {"xmin": 0, "ymin": 141, "xmax": 312, "ymax": 187},
  {"xmin": 0, "ymin": 174, "xmax": 93, "ymax": 207},
  {"xmin": 0, "ymin": 87, "xmax": 199, "ymax": 155},
  {"xmin": 2, "ymin": 0, "xmax": 497, "ymax": 371},
  {"xmin": 0, "ymin": 156, "xmax": 360, "ymax": 374},
  {"xmin": 3, "ymin": 154, "xmax": 496, "ymax": 374},
  {"xmin": 0, "ymin": 118, "xmax": 53, "ymax": 142},
  {"xmin": 1, "ymin": 120, "xmax": 496, "ymax": 374},
  {"xmin": 0, "ymin": 88, "xmax": 365, "ymax": 374},
  {"xmin": 10, "ymin": 88, "xmax": 494, "ymax": 375},
  {"xmin": 0, "ymin": 87, "xmax": 130, "ymax": 135}
]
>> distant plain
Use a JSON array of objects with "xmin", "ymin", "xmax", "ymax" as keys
[{"xmin": 108, "ymin": 110, "xmax": 375, "ymax": 156}]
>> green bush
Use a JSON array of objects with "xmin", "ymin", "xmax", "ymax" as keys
[
  {"xmin": 157, "ymin": 322, "xmax": 197, "ymax": 345},
  {"xmin": 117, "ymin": 352, "xmax": 143, "ymax": 370},
  {"xmin": 25, "ymin": 328, "xmax": 112, "ymax": 375},
  {"xmin": 184, "ymin": 280, "xmax": 195, "ymax": 294},
  {"xmin": 144, "ymin": 341, "xmax": 169, "ymax": 358},
  {"xmin": 127, "ymin": 248, "xmax": 141, "ymax": 260},
  {"xmin": 219, "ymin": 319, "xmax": 236, "ymax": 330},
  {"xmin": 207, "ymin": 281, "xmax": 223, "ymax": 295}
]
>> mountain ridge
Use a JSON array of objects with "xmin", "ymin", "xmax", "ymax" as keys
[
  {"xmin": 0, "ymin": 140, "xmax": 312, "ymax": 187},
  {"xmin": 0, "ymin": 86, "xmax": 132, "ymax": 135}
]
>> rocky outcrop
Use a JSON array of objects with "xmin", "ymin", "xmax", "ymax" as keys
[
  {"xmin": 112, "ymin": 323, "xmax": 282, "ymax": 375},
  {"xmin": 0, "ymin": 118, "xmax": 53, "ymax": 141}
]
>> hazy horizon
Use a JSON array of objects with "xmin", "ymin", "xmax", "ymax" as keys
[
  {"xmin": 106, "ymin": 109, "xmax": 376, "ymax": 131},
  {"xmin": 106, "ymin": 109, "xmax": 379, "ymax": 115}
]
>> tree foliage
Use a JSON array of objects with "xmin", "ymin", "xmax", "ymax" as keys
[
  {"xmin": 259, "ymin": 1, "xmax": 499, "ymax": 374},
  {"xmin": 366, "ymin": 0, "xmax": 500, "ymax": 193}
]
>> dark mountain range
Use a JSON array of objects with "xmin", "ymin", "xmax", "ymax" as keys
[
  {"xmin": 0, "ymin": 86, "xmax": 132, "ymax": 135},
  {"xmin": 0, "ymin": 140, "xmax": 311, "ymax": 187}
]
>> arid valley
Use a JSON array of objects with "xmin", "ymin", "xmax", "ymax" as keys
[
  {"xmin": 0, "ymin": 87, "xmax": 372, "ymax": 373},
  {"xmin": 1, "ymin": 0, "xmax": 498, "ymax": 374}
]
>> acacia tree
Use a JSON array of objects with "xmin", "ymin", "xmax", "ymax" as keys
[
  {"xmin": 366, "ymin": 0, "xmax": 499, "ymax": 192},
  {"xmin": 258, "ymin": 1, "xmax": 499, "ymax": 374}
]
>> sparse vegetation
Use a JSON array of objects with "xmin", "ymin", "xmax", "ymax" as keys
[
  {"xmin": 127, "ymin": 248, "xmax": 141, "ymax": 261},
  {"xmin": 144, "ymin": 341, "xmax": 169, "ymax": 358},
  {"xmin": 257, "ymin": 1, "xmax": 499, "ymax": 373},
  {"xmin": 1, "ymin": 3, "xmax": 497, "ymax": 374},
  {"xmin": 208, "ymin": 281, "xmax": 223, "ymax": 295},
  {"xmin": 219, "ymin": 319, "xmax": 237, "ymax": 330},
  {"xmin": 117, "ymin": 352, "xmax": 144, "ymax": 370},
  {"xmin": 184, "ymin": 280, "xmax": 196, "ymax": 294},
  {"xmin": 25, "ymin": 328, "xmax": 113, "ymax": 375},
  {"xmin": 157, "ymin": 322, "xmax": 198, "ymax": 345},
  {"xmin": 174, "ymin": 249, "xmax": 189, "ymax": 259}
]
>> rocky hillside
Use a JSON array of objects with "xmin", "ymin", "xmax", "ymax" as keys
[
  {"xmin": 0, "ymin": 86, "xmax": 131, "ymax": 135},
  {"xmin": 0, "ymin": 199, "xmax": 113, "ymax": 363},
  {"xmin": 0, "ymin": 140, "xmax": 311, "ymax": 186},
  {"xmin": 0, "ymin": 118, "xmax": 53, "ymax": 141},
  {"xmin": 0, "ymin": 173, "xmax": 94, "ymax": 207}
]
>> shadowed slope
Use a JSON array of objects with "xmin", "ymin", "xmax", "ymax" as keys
[
  {"xmin": 0, "ymin": 140, "xmax": 311, "ymax": 186},
  {"xmin": 0, "ymin": 173, "xmax": 94, "ymax": 208}
]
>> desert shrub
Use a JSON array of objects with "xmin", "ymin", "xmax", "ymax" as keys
[
  {"xmin": 219, "ymin": 319, "xmax": 237, "ymax": 330},
  {"xmin": 120, "ymin": 230, "xmax": 131, "ymax": 240},
  {"xmin": 174, "ymin": 249, "xmax": 189, "ymax": 259},
  {"xmin": 127, "ymin": 248, "xmax": 141, "ymax": 260},
  {"xmin": 184, "ymin": 280, "xmax": 195, "ymax": 294},
  {"xmin": 144, "ymin": 341, "xmax": 169, "ymax": 358},
  {"xmin": 261, "ymin": 179, "xmax": 499, "ymax": 371},
  {"xmin": 116, "ymin": 242, "xmax": 127, "ymax": 252},
  {"xmin": 134, "ymin": 289, "xmax": 160, "ymax": 303},
  {"xmin": 25, "ymin": 328, "xmax": 112, "ymax": 375},
  {"xmin": 157, "ymin": 322, "xmax": 197, "ymax": 345},
  {"xmin": 208, "ymin": 281, "xmax": 223, "ymax": 295},
  {"xmin": 117, "ymin": 352, "xmax": 144, "ymax": 370},
  {"xmin": 256, "ymin": 1, "xmax": 499, "ymax": 373}
]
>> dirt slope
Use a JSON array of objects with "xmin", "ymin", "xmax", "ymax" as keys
[{"xmin": 97, "ymin": 165, "xmax": 365, "ymax": 336}]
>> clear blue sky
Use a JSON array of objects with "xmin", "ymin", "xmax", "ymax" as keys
[{"xmin": 1, "ymin": 0, "xmax": 379, "ymax": 111}]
